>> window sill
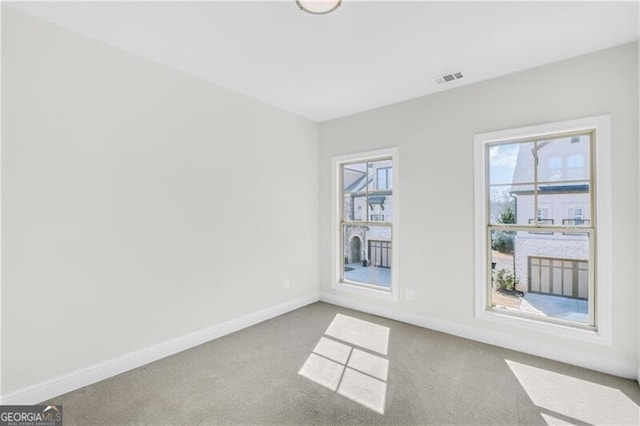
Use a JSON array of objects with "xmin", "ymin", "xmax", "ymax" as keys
[{"xmin": 475, "ymin": 306, "xmax": 611, "ymax": 346}]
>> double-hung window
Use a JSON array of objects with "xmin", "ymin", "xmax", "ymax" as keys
[
  {"xmin": 333, "ymin": 148, "xmax": 398, "ymax": 297},
  {"xmin": 474, "ymin": 116, "xmax": 612, "ymax": 342}
]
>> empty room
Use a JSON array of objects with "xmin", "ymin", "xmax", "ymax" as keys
[{"xmin": 1, "ymin": 1, "xmax": 640, "ymax": 424}]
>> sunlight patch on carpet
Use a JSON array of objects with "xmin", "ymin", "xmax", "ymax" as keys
[
  {"xmin": 298, "ymin": 314, "xmax": 390, "ymax": 414},
  {"xmin": 313, "ymin": 337, "xmax": 352, "ymax": 364},
  {"xmin": 348, "ymin": 348, "xmax": 389, "ymax": 381},
  {"xmin": 325, "ymin": 313, "xmax": 390, "ymax": 355},
  {"xmin": 298, "ymin": 353, "xmax": 345, "ymax": 391},
  {"xmin": 337, "ymin": 367, "xmax": 387, "ymax": 415},
  {"xmin": 506, "ymin": 359, "xmax": 640, "ymax": 425}
]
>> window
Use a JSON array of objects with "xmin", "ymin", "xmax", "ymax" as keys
[
  {"xmin": 569, "ymin": 207, "xmax": 584, "ymax": 221},
  {"xmin": 536, "ymin": 206, "xmax": 551, "ymax": 220},
  {"xmin": 566, "ymin": 153, "xmax": 586, "ymax": 180},
  {"xmin": 332, "ymin": 148, "xmax": 398, "ymax": 298},
  {"xmin": 548, "ymin": 156, "xmax": 563, "ymax": 180},
  {"xmin": 529, "ymin": 206, "xmax": 553, "ymax": 234},
  {"xmin": 565, "ymin": 207, "xmax": 589, "ymax": 234},
  {"xmin": 488, "ymin": 133, "xmax": 593, "ymax": 325},
  {"xmin": 474, "ymin": 116, "xmax": 612, "ymax": 343},
  {"xmin": 376, "ymin": 167, "xmax": 392, "ymax": 190}
]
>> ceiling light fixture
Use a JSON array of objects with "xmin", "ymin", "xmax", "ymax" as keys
[{"xmin": 296, "ymin": 0, "xmax": 342, "ymax": 15}]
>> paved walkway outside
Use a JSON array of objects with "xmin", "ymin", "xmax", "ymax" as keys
[
  {"xmin": 520, "ymin": 293, "xmax": 588, "ymax": 323},
  {"xmin": 344, "ymin": 263, "xmax": 391, "ymax": 287}
]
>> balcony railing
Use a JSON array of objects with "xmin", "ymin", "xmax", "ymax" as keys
[
  {"xmin": 528, "ymin": 218, "xmax": 554, "ymax": 225},
  {"xmin": 528, "ymin": 218, "xmax": 554, "ymax": 234},
  {"xmin": 562, "ymin": 219, "xmax": 590, "ymax": 226},
  {"xmin": 562, "ymin": 218, "xmax": 590, "ymax": 235}
]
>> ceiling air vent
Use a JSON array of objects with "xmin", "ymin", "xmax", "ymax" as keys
[{"xmin": 435, "ymin": 71, "xmax": 464, "ymax": 84}]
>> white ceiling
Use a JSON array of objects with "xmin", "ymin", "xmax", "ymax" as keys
[{"xmin": 7, "ymin": 1, "xmax": 639, "ymax": 122}]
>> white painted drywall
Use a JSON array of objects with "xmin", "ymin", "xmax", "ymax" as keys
[
  {"xmin": 637, "ymin": 29, "xmax": 640, "ymax": 386},
  {"xmin": 1, "ymin": 8, "xmax": 319, "ymax": 395},
  {"xmin": 320, "ymin": 42, "xmax": 639, "ymax": 378}
]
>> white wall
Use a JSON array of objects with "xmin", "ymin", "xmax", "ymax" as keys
[
  {"xmin": 2, "ymin": 5, "xmax": 638, "ymax": 400},
  {"xmin": 2, "ymin": 8, "xmax": 319, "ymax": 395},
  {"xmin": 320, "ymin": 42, "xmax": 639, "ymax": 378}
]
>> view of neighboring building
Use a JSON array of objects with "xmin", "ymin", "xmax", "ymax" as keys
[
  {"xmin": 342, "ymin": 159, "xmax": 393, "ymax": 287},
  {"xmin": 510, "ymin": 134, "xmax": 591, "ymax": 300},
  {"xmin": 489, "ymin": 132, "xmax": 593, "ymax": 324}
]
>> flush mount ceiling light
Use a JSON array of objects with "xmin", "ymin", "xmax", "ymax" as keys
[{"xmin": 296, "ymin": 0, "xmax": 342, "ymax": 15}]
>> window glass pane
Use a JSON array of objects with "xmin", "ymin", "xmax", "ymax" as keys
[
  {"xmin": 343, "ymin": 162, "xmax": 368, "ymax": 192},
  {"xmin": 343, "ymin": 162, "xmax": 367, "ymax": 221},
  {"xmin": 536, "ymin": 135, "xmax": 590, "ymax": 182},
  {"xmin": 488, "ymin": 141, "xmax": 535, "ymax": 185},
  {"xmin": 343, "ymin": 224, "xmax": 391, "ymax": 288},
  {"xmin": 537, "ymin": 184, "xmax": 591, "ymax": 227},
  {"xmin": 489, "ymin": 185, "xmax": 531, "ymax": 225},
  {"xmin": 377, "ymin": 168, "xmax": 387, "ymax": 190},
  {"xmin": 368, "ymin": 160, "xmax": 392, "ymax": 222},
  {"xmin": 490, "ymin": 230, "xmax": 590, "ymax": 324},
  {"xmin": 548, "ymin": 155, "xmax": 563, "ymax": 180},
  {"xmin": 367, "ymin": 196, "xmax": 392, "ymax": 222},
  {"xmin": 368, "ymin": 160, "xmax": 392, "ymax": 192},
  {"xmin": 498, "ymin": 184, "xmax": 591, "ymax": 228},
  {"xmin": 343, "ymin": 192, "xmax": 367, "ymax": 221}
]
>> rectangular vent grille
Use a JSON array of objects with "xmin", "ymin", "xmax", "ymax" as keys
[{"xmin": 435, "ymin": 71, "xmax": 464, "ymax": 84}]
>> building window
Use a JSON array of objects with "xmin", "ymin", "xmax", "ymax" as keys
[
  {"xmin": 566, "ymin": 153, "xmax": 586, "ymax": 180},
  {"xmin": 377, "ymin": 167, "xmax": 392, "ymax": 190},
  {"xmin": 569, "ymin": 207, "xmax": 584, "ymax": 221},
  {"xmin": 333, "ymin": 148, "xmax": 398, "ymax": 297},
  {"xmin": 548, "ymin": 156, "xmax": 563, "ymax": 180},
  {"xmin": 536, "ymin": 207, "xmax": 551, "ymax": 220},
  {"xmin": 474, "ymin": 116, "xmax": 612, "ymax": 342}
]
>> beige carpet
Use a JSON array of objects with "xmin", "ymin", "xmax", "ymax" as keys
[{"xmin": 44, "ymin": 302, "xmax": 640, "ymax": 425}]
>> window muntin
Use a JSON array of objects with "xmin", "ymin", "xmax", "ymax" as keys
[
  {"xmin": 340, "ymin": 157, "xmax": 393, "ymax": 291},
  {"xmin": 486, "ymin": 131, "xmax": 595, "ymax": 327}
]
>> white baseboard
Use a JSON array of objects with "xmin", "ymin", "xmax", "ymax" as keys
[
  {"xmin": 1, "ymin": 293, "xmax": 320, "ymax": 405},
  {"xmin": 320, "ymin": 292, "xmax": 638, "ymax": 380}
]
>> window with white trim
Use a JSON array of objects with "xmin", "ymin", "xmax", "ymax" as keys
[
  {"xmin": 474, "ymin": 116, "xmax": 612, "ymax": 341},
  {"xmin": 333, "ymin": 148, "xmax": 398, "ymax": 296}
]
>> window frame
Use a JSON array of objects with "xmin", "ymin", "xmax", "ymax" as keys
[
  {"xmin": 474, "ymin": 116, "xmax": 612, "ymax": 345},
  {"xmin": 331, "ymin": 148, "xmax": 399, "ymax": 300}
]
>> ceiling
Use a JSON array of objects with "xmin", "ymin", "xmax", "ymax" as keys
[{"xmin": 6, "ymin": 1, "xmax": 639, "ymax": 122}]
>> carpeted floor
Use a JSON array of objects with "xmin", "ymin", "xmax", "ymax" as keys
[{"xmin": 44, "ymin": 302, "xmax": 640, "ymax": 425}]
